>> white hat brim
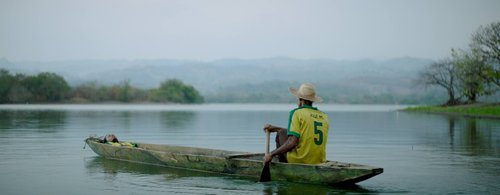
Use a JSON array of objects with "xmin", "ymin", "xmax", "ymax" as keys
[{"xmin": 288, "ymin": 87, "xmax": 323, "ymax": 102}]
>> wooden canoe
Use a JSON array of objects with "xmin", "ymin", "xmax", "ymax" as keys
[{"xmin": 84, "ymin": 137, "xmax": 383, "ymax": 185}]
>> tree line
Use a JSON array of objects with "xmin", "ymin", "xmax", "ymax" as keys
[
  {"xmin": 418, "ymin": 21, "xmax": 500, "ymax": 105},
  {"xmin": 0, "ymin": 69, "xmax": 203, "ymax": 104}
]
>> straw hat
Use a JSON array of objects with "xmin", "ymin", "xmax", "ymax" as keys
[{"xmin": 288, "ymin": 83, "xmax": 323, "ymax": 102}]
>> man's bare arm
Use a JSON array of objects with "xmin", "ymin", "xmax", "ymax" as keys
[
  {"xmin": 270, "ymin": 136, "xmax": 298, "ymax": 156},
  {"xmin": 263, "ymin": 136, "xmax": 299, "ymax": 164}
]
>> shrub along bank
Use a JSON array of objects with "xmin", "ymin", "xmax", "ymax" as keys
[
  {"xmin": 0, "ymin": 69, "xmax": 203, "ymax": 104},
  {"xmin": 404, "ymin": 104, "xmax": 500, "ymax": 118}
]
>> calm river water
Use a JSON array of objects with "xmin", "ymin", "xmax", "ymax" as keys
[{"xmin": 0, "ymin": 104, "xmax": 499, "ymax": 194}]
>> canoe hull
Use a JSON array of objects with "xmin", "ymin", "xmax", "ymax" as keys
[{"xmin": 85, "ymin": 137, "xmax": 382, "ymax": 185}]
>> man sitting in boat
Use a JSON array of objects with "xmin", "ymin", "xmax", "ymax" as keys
[
  {"xmin": 263, "ymin": 83, "xmax": 329, "ymax": 164},
  {"xmin": 102, "ymin": 134, "xmax": 137, "ymax": 148}
]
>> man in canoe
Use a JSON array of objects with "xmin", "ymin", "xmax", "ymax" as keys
[{"xmin": 263, "ymin": 83, "xmax": 329, "ymax": 164}]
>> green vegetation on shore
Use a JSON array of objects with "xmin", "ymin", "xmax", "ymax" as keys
[
  {"xmin": 0, "ymin": 69, "xmax": 203, "ymax": 104},
  {"xmin": 404, "ymin": 104, "xmax": 500, "ymax": 118}
]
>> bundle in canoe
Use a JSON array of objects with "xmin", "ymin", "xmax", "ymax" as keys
[{"xmin": 84, "ymin": 137, "xmax": 383, "ymax": 185}]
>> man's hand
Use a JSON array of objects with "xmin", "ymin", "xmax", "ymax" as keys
[
  {"xmin": 263, "ymin": 153, "xmax": 273, "ymax": 165},
  {"xmin": 263, "ymin": 124, "xmax": 280, "ymax": 132}
]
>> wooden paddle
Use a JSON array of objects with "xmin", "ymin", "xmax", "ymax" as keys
[{"xmin": 259, "ymin": 129, "xmax": 271, "ymax": 182}]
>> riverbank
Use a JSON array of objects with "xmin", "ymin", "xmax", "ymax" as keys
[{"xmin": 404, "ymin": 103, "xmax": 500, "ymax": 119}]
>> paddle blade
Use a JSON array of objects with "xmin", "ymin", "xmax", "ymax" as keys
[{"xmin": 259, "ymin": 163, "xmax": 271, "ymax": 182}]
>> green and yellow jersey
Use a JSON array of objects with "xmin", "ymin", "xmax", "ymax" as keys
[{"xmin": 287, "ymin": 105, "xmax": 329, "ymax": 164}]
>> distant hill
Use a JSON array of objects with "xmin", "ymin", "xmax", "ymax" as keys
[{"xmin": 0, "ymin": 57, "xmax": 450, "ymax": 104}]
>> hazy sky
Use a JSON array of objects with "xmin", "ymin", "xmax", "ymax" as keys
[{"xmin": 1, "ymin": 0, "xmax": 500, "ymax": 61}]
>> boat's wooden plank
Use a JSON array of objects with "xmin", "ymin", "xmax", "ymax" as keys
[{"xmin": 225, "ymin": 153, "xmax": 263, "ymax": 159}]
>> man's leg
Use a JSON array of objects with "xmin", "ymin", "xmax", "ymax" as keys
[{"xmin": 275, "ymin": 129, "xmax": 288, "ymax": 162}]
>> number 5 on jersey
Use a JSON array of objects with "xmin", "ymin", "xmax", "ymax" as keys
[{"xmin": 313, "ymin": 121, "xmax": 323, "ymax": 145}]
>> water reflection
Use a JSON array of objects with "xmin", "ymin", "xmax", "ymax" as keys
[
  {"xmin": 160, "ymin": 111, "xmax": 197, "ymax": 130},
  {"xmin": 263, "ymin": 182, "xmax": 374, "ymax": 195},
  {"xmin": 84, "ymin": 157, "xmax": 266, "ymax": 194},
  {"xmin": 84, "ymin": 157, "xmax": 375, "ymax": 195},
  {"xmin": 118, "ymin": 112, "xmax": 132, "ymax": 131},
  {"xmin": 443, "ymin": 116, "xmax": 499, "ymax": 157},
  {"xmin": 84, "ymin": 157, "xmax": 215, "ymax": 180},
  {"xmin": 0, "ymin": 110, "xmax": 66, "ymax": 133}
]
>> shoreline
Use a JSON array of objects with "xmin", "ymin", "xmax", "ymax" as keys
[
  {"xmin": 403, "ymin": 103, "xmax": 500, "ymax": 119},
  {"xmin": 0, "ymin": 103, "xmax": 407, "ymax": 112}
]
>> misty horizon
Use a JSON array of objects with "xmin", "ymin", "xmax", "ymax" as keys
[
  {"xmin": 2, "ymin": 0, "xmax": 500, "ymax": 61},
  {"xmin": 2, "ymin": 55, "xmax": 432, "ymax": 64}
]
